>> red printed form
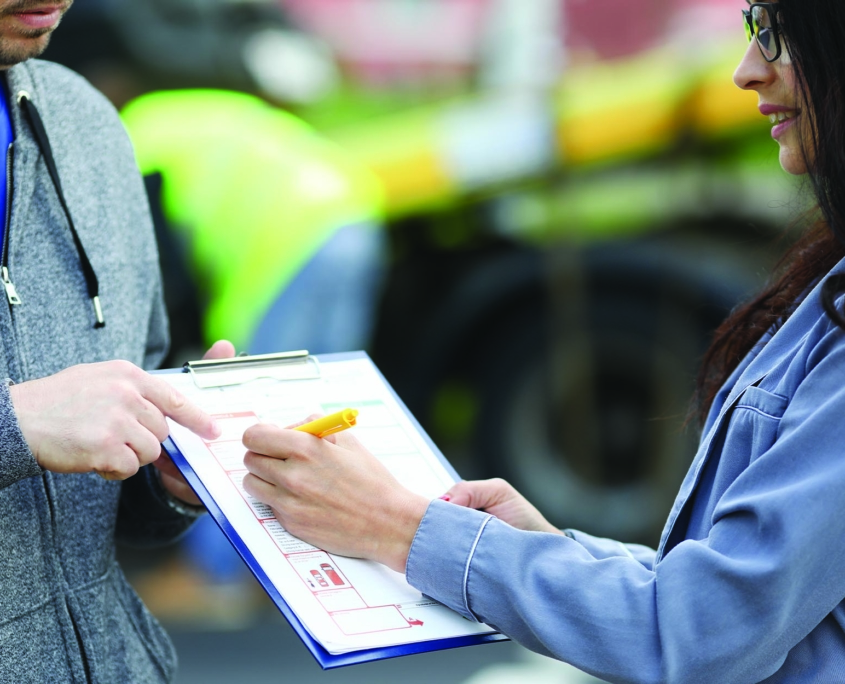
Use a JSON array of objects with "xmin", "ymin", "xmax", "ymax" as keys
[{"xmin": 161, "ymin": 356, "xmax": 496, "ymax": 654}]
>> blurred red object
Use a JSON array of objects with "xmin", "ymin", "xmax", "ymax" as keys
[
  {"xmin": 280, "ymin": 0, "xmax": 487, "ymax": 85},
  {"xmin": 278, "ymin": 0, "xmax": 744, "ymax": 85},
  {"xmin": 568, "ymin": 0, "xmax": 740, "ymax": 61},
  {"xmin": 566, "ymin": 0, "xmax": 671, "ymax": 60}
]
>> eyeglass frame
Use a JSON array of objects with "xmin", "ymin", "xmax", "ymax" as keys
[{"xmin": 742, "ymin": 2, "xmax": 783, "ymax": 63}]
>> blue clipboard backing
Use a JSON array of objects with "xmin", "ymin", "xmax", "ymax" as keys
[{"xmin": 159, "ymin": 351, "xmax": 509, "ymax": 669}]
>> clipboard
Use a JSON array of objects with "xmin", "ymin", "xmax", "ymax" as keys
[{"xmin": 159, "ymin": 351, "xmax": 508, "ymax": 669}]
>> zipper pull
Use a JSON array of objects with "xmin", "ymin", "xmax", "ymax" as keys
[{"xmin": 2, "ymin": 266, "xmax": 21, "ymax": 305}]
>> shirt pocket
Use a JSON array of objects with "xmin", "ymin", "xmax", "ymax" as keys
[{"xmin": 729, "ymin": 385, "xmax": 789, "ymax": 465}]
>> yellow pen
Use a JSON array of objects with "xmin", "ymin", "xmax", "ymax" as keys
[{"xmin": 294, "ymin": 408, "xmax": 359, "ymax": 438}]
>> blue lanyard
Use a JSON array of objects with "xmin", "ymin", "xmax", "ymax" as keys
[{"xmin": 0, "ymin": 82, "xmax": 13, "ymax": 249}]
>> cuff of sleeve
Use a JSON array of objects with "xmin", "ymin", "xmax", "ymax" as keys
[
  {"xmin": 151, "ymin": 467, "xmax": 206, "ymax": 519},
  {"xmin": 117, "ymin": 464, "xmax": 199, "ymax": 547},
  {"xmin": 405, "ymin": 499, "xmax": 493, "ymax": 622},
  {"xmin": 0, "ymin": 379, "xmax": 42, "ymax": 489}
]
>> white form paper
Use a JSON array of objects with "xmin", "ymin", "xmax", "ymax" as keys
[{"xmin": 161, "ymin": 355, "xmax": 497, "ymax": 655}]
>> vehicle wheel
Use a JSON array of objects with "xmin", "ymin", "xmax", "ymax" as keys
[{"xmin": 472, "ymin": 289, "xmax": 705, "ymax": 545}]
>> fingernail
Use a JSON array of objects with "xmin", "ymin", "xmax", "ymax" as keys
[{"xmin": 439, "ymin": 495, "xmax": 451, "ymax": 502}]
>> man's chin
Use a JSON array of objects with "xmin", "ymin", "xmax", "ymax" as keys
[{"xmin": 0, "ymin": 33, "xmax": 53, "ymax": 69}]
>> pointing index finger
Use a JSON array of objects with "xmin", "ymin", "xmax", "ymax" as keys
[{"xmin": 143, "ymin": 375, "xmax": 220, "ymax": 441}]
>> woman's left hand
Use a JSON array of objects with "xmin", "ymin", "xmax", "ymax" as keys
[
  {"xmin": 242, "ymin": 422, "xmax": 429, "ymax": 573},
  {"xmin": 445, "ymin": 478, "xmax": 564, "ymax": 534}
]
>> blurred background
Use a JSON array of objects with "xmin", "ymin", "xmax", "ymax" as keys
[{"xmin": 44, "ymin": 0, "xmax": 802, "ymax": 681}]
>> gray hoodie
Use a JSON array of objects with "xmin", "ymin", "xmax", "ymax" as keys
[{"xmin": 0, "ymin": 60, "xmax": 191, "ymax": 683}]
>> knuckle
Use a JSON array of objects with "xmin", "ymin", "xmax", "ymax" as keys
[
  {"xmin": 138, "ymin": 438, "xmax": 162, "ymax": 466},
  {"xmin": 97, "ymin": 453, "xmax": 137, "ymax": 480},
  {"xmin": 332, "ymin": 432, "xmax": 357, "ymax": 449},
  {"xmin": 243, "ymin": 472, "xmax": 270, "ymax": 502},
  {"xmin": 243, "ymin": 451, "xmax": 259, "ymax": 471},
  {"xmin": 152, "ymin": 425, "xmax": 170, "ymax": 444},
  {"xmin": 279, "ymin": 468, "xmax": 305, "ymax": 495},
  {"xmin": 110, "ymin": 382, "xmax": 140, "ymax": 408},
  {"xmin": 104, "ymin": 410, "xmax": 133, "ymax": 437},
  {"xmin": 489, "ymin": 478, "xmax": 511, "ymax": 493},
  {"xmin": 272, "ymin": 508, "xmax": 291, "ymax": 529},
  {"xmin": 149, "ymin": 413, "xmax": 170, "ymax": 443},
  {"xmin": 167, "ymin": 386, "xmax": 189, "ymax": 413},
  {"xmin": 242, "ymin": 425, "xmax": 260, "ymax": 448},
  {"xmin": 242, "ymin": 471, "xmax": 257, "ymax": 492},
  {"xmin": 87, "ymin": 425, "xmax": 117, "ymax": 455},
  {"xmin": 111, "ymin": 359, "xmax": 140, "ymax": 378},
  {"xmin": 244, "ymin": 424, "xmax": 285, "ymax": 454}
]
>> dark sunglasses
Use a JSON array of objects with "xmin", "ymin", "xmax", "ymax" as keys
[{"xmin": 743, "ymin": 3, "xmax": 783, "ymax": 62}]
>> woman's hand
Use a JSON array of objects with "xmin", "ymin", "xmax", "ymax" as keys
[
  {"xmin": 154, "ymin": 339, "xmax": 236, "ymax": 505},
  {"xmin": 242, "ymin": 422, "xmax": 429, "ymax": 573},
  {"xmin": 445, "ymin": 478, "xmax": 564, "ymax": 535}
]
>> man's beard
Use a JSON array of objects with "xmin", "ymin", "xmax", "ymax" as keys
[
  {"xmin": 0, "ymin": 0, "xmax": 73, "ymax": 68},
  {"xmin": 0, "ymin": 31, "xmax": 51, "ymax": 68}
]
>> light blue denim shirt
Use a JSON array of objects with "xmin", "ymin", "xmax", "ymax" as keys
[{"xmin": 407, "ymin": 259, "xmax": 845, "ymax": 684}]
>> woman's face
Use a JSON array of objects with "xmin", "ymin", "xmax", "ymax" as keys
[{"xmin": 733, "ymin": 2, "xmax": 813, "ymax": 175}]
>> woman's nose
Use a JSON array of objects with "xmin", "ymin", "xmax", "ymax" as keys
[{"xmin": 733, "ymin": 39, "xmax": 774, "ymax": 92}]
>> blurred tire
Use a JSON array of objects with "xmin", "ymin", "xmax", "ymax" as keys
[{"xmin": 472, "ymin": 277, "xmax": 710, "ymax": 545}]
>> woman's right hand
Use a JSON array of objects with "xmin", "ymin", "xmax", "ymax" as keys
[
  {"xmin": 445, "ymin": 478, "xmax": 564, "ymax": 535},
  {"xmin": 242, "ymin": 423, "xmax": 429, "ymax": 573}
]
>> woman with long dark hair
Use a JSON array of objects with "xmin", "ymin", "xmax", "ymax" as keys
[{"xmin": 241, "ymin": 2, "xmax": 845, "ymax": 681}]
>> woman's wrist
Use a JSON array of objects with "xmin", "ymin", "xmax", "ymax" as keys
[{"xmin": 378, "ymin": 491, "xmax": 430, "ymax": 573}]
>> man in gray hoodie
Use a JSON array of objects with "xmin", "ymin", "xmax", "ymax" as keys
[{"xmin": 0, "ymin": 2, "xmax": 229, "ymax": 682}]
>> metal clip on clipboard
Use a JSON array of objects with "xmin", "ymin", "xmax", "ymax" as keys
[{"xmin": 183, "ymin": 350, "xmax": 321, "ymax": 389}]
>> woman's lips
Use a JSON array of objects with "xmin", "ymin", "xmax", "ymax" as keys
[
  {"xmin": 771, "ymin": 115, "xmax": 798, "ymax": 140},
  {"xmin": 759, "ymin": 105, "xmax": 800, "ymax": 142}
]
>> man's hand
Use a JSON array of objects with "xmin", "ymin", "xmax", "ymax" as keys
[
  {"xmin": 242, "ymin": 422, "xmax": 429, "ymax": 573},
  {"xmin": 154, "ymin": 339, "xmax": 236, "ymax": 505},
  {"xmin": 10, "ymin": 359, "xmax": 221, "ymax": 480},
  {"xmin": 445, "ymin": 478, "xmax": 564, "ymax": 535}
]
